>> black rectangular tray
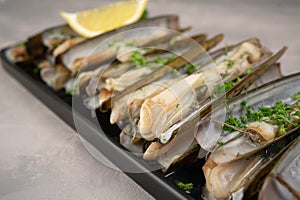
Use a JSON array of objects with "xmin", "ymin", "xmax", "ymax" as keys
[{"xmin": 1, "ymin": 46, "xmax": 206, "ymax": 200}]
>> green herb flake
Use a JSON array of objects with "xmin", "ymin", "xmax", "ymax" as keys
[
  {"xmin": 247, "ymin": 68, "xmax": 253, "ymax": 74},
  {"xmin": 108, "ymin": 39, "xmax": 119, "ymax": 47},
  {"xmin": 17, "ymin": 41, "xmax": 27, "ymax": 46},
  {"xmin": 226, "ymin": 59, "xmax": 234, "ymax": 68},
  {"xmin": 185, "ymin": 64, "xmax": 196, "ymax": 74},
  {"xmin": 215, "ymin": 82, "xmax": 235, "ymax": 95},
  {"xmin": 224, "ymin": 96, "xmax": 298, "ymax": 135},
  {"xmin": 278, "ymin": 125, "xmax": 286, "ymax": 136},
  {"xmin": 125, "ymin": 41, "xmax": 134, "ymax": 47},
  {"xmin": 292, "ymin": 91, "xmax": 300, "ymax": 100},
  {"xmin": 224, "ymin": 43, "xmax": 229, "ymax": 57},
  {"xmin": 177, "ymin": 182, "xmax": 193, "ymax": 191},
  {"xmin": 176, "ymin": 103, "xmax": 180, "ymax": 109},
  {"xmin": 223, "ymin": 116, "xmax": 245, "ymax": 131},
  {"xmin": 130, "ymin": 120, "xmax": 137, "ymax": 127},
  {"xmin": 65, "ymin": 90, "xmax": 73, "ymax": 95},
  {"xmin": 130, "ymin": 50, "xmax": 147, "ymax": 68},
  {"xmin": 161, "ymin": 137, "xmax": 167, "ymax": 143},
  {"xmin": 154, "ymin": 55, "xmax": 175, "ymax": 65},
  {"xmin": 169, "ymin": 38, "xmax": 176, "ymax": 46},
  {"xmin": 241, "ymin": 100, "xmax": 247, "ymax": 108},
  {"xmin": 217, "ymin": 141, "xmax": 224, "ymax": 146},
  {"xmin": 140, "ymin": 10, "xmax": 148, "ymax": 20},
  {"xmin": 33, "ymin": 67, "xmax": 40, "ymax": 74}
]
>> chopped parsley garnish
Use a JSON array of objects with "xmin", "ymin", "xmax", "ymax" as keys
[
  {"xmin": 17, "ymin": 41, "xmax": 27, "ymax": 46},
  {"xmin": 177, "ymin": 182, "xmax": 193, "ymax": 191},
  {"xmin": 224, "ymin": 43, "xmax": 229, "ymax": 57},
  {"xmin": 161, "ymin": 137, "xmax": 167, "ymax": 143},
  {"xmin": 140, "ymin": 10, "xmax": 149, "ymax": 20},
  {"xmin": 185, "ymin": 63, "xmax": 196, "ymax": 74},
  {"xmin": 65, "ymin": 89, "xmax": 73, "ymax": 95},
  {"xmin": 225, "ymin": 59, "xmax": 234, "ymax": 68},
  {"xmin": 176, "ymin": 103, "xmax": 180, "ymax": 109},
  {"xmin": 108, "ymin": 39, "xmax": 119, "ymax": 47},
  {"xmin": 223, "ymin": 99, "xmax": 299, "ymax": 135},
  {"xmin": 247, "ymin": 68, "xmax": 253, "ymax": 74},
  {"xmin": 33, "ymin": 67, "xmax": 40, "ymax": 74},
  {"xmin": 217, "ymin": 141, "xmax": 224, "ymax": 146},
  {"xmin": 130, "ymin": 50, "xmax": 148, "ymax": 68},
  {"xmin": 223, "ymin": 116, "xmax": 246, "ymax": 132},
  {"xmin": 60, "ymin": 29, "xmax": 65, "ymax": 35},
  {"xmin": 169, "ymin": 38, "xmax": 176, "ymax": 46},
  {"xmin": 53, "ymin": 42, "xmax": 61, "ymax": 48},
  {"xmin": 125, "ymin": 41, "xmax": 134, "ymax": 46},
  {"xmin": 292, "ymin": 91, "xmax": 300, "ymax": 100},
  {"xmin": 154, "ymin": 55, "xmax": 175, "ymax": 65},
  {"xmin": 215, "ymin": 82, "xmax": 235, "ymax": 95}
]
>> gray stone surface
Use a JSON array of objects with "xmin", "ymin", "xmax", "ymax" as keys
[{"xmin": 0, "ymin": 0, "xmax": 299, "ymax": 199}]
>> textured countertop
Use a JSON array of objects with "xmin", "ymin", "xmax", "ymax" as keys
[{"xmin": 0, "ymin": 0, "xmax": 299, "ymax": 199}]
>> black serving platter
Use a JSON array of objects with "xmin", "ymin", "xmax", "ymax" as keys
[{"xmin": 1, "ymin": 46, "xmax": 206, "ymax": 200}]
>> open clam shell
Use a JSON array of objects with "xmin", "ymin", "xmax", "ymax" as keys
[
  {"xmin": 203, "ymin": 127, "xmax": 299, "ymax": 200},
  {"xmin": 199, "ymin": 71, "xmax": 300, "ymax": 165}
]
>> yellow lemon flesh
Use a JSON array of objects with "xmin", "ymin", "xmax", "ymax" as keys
[{"xmin": 61, "ymin": 0, "xmax": 148, "ymax": 38}]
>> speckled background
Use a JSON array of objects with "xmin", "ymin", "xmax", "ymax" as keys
[{"xmin": 0, "ymin": 0, "xmax": 299, "ymax": 199}]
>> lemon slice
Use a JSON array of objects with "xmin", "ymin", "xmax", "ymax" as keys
[{"xmin": 61, "ymin": 0, "xmax": 149, "ymax": 38}]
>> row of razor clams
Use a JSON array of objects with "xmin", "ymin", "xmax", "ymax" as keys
[{"xmin": 7, "ymin": 14, "xmax": 300, "ymax": 199}]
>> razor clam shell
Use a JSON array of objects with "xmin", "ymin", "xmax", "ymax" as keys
[
  {"xmin": 69, "ymin": 27, "xmax": 188, "ymax": 74},
  {"xmin": 258, "ymin": 136, "xmax": 300, "ymax": 200},
  {"xmin": 203, "ymin": 71, "xmax": 300, "ymax": 165},
  {"xmin": 26, "ymin": 25, "xmax": 78, "ymax": 57},
  {"xmin": 58, "ymin": 15, "xmax": 181, "ymax": 72},
  {"xmin": 120, "ymin": 131, "xmax": 145, "ymax": 155},
  {"xmin": 203, "ymin": 126, "xmax": 299, "ymax": 200},
  {"xmin": 5, "ymin": 45, "xmax": 29, "ymax": 62}
]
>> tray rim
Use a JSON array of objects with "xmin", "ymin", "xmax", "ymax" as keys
[{"xmin": 0, "ymin": 46, "xmax": 194, "ymax": 200}]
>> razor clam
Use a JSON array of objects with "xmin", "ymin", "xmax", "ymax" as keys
[
  {"xmin": 5, "ymin": 43, "xmax": 29, "ymax": 62},
  {"xmin": 52, "ymin": 37, "xmax": 85, "ymax": 59},
  {"xmin": 202, "ymin": 127, "xmax": 299, "ymax": 200},
  {"xmin": 139, "ymin": 40, "xmax": 263, "ymax": 141},
  {"xmin": 40, "ymin": 64, "xmax": 71, "ymax": 90},
  {"xmin": 259, "ymin": 136, "xmax": 300, "ymax": 200},
  {"xmin": 110, "ymin": 78, "xmax": 179, "ymax": 124},
  {"xmin": 100, "ymin": 33, "xmax": 224, "ymax": 111},
  {"xmin": 198, "ymin": 72, "xmax": 300, "ymax": 165},
  {"xmin": 40, "ymin": 66, "xmax": 56, "ymax": 87},
  {"xmin": 58, "ymin": 15, "xmax": 183, "ymax": 73},
  {"xmin": 141, "ymin": 46, "xmax": 285, "ymax": 170},
  {"xmin": 26, "ymin": 25, "xmax": 79, "ymax": 57}
]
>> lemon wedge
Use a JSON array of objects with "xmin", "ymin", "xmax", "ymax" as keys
[{"xmin": 60, "ymin": 0, "xmax": 149, "ymax": 38}]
